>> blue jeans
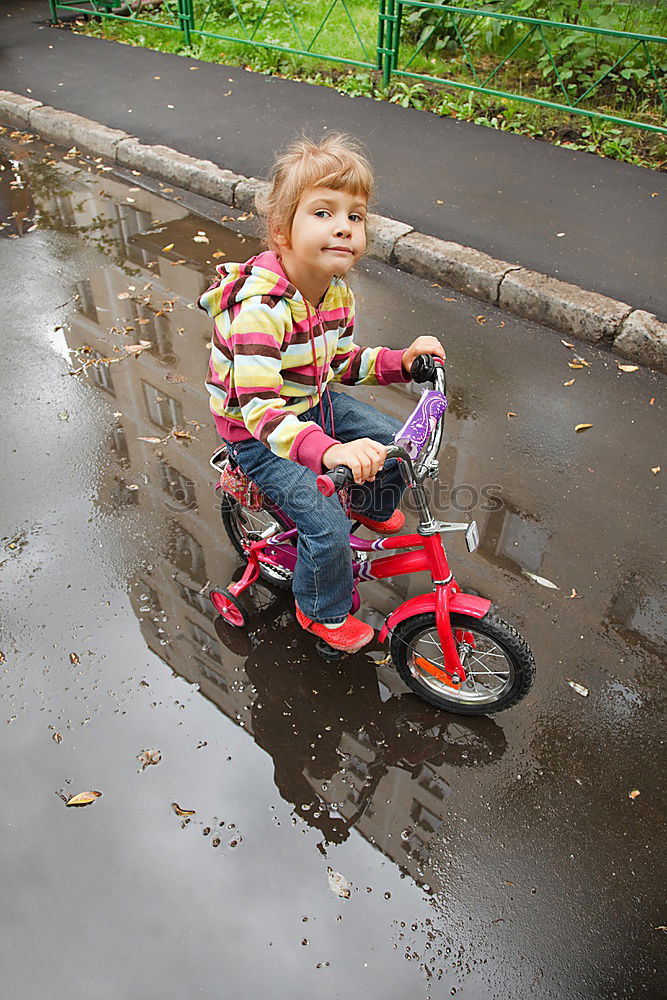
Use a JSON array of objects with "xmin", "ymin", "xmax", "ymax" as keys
[{"xmin": 224, "ymin": 390, "xmax": 405, "ymax": 623}]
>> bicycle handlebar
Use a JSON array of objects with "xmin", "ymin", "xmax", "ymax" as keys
[
  {"xmin": 315, "ymin": 355, "xmax": 446, "ymax": 497},
  {"xmin": 316, "ymin": 465, "xmax": 355, "ymax": 496}
]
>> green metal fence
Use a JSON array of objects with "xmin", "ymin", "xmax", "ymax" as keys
[{"xmin": 48, "ymin": 0, "xmax": 667, "ymax": 134}]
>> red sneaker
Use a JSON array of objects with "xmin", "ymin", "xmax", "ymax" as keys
[
  {"xmin": 295, "ymin": 603, "xmax": 374, "ymax": 653},
  {"xmin": 349, "ymin": 508, "xmax": 405, "ymax": 535}
]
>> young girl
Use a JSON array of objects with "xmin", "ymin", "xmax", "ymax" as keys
[{"xmin": 201, "ymin": 133, "xmax": 445, "ymax": 652}]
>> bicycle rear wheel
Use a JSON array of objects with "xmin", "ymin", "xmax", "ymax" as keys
[
  {"xmin": 220, "ymin": 492, "xmax": 295, "ymax": 590},
  {"xmin": 389, "ymin": 611, "xmax": 535, "ymax": 715}
]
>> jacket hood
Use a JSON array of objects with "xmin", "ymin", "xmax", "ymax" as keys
[{"xmin": 199, "ymin": 250, "xmax": 300, "ymax": 318}]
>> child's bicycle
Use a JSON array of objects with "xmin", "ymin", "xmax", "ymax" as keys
[{"xmin": 209, "ymin": 356, "xmax": 535, "ymax": 716}]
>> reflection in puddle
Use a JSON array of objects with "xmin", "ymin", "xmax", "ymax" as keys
[{"xmin": 1, "ymin": 132, "xmax": 509, "ymax": 895}]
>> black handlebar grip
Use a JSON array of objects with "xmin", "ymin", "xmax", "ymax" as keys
[
  {"xmin": 316, "ymin": 465, "xmax": 355, "ymax": 496},
  {"xmin": 410, "ymin": 354, "xmax": 446, "ymax": 391}
]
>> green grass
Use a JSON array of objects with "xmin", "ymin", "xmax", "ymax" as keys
[{"xmin": 65, "ymin": 1, "xmax": 667, "ymax": 170}]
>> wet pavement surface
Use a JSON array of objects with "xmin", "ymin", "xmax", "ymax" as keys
[{"xmin": 0, "ymin": 128, "xmax": 665, "ymax": 1000}]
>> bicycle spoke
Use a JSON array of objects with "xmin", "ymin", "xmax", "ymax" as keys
[{"xmin": 410, "ymin": 623, "xmax": 514, "ymax": 703}]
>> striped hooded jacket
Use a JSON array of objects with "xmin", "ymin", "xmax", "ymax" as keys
[{"xmin": 200, "ymin": 250, "xmax": 408, "ymax": 474}]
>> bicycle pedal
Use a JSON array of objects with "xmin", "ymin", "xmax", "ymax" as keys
[{"xmin": 315, "ymin": 638, "xmax": 344, "ymax": 662}]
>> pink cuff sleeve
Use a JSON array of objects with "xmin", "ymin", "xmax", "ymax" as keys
[
  {"xmin": 290, "ymin": 423, "xmax": 339, "ymax": 474},
  {"xmin": 375, "ymin": 347, "xmax": 409, "ymax": 384}
]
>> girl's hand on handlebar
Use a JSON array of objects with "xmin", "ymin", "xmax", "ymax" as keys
[
  {"xmin": 402, "ymin": 336, "xmax": 446, "ymax": 375},
  {"xmin": 322, "ymin": 439, "xmax": 387, "ymax": 484}
]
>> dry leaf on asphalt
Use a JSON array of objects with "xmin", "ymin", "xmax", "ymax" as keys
[
  {"xmin": 117, "ymin": 292, "xmax": 131, "ymax": 300},
  {"xmin": 561, "ymin": 340, "xmax": 575, "ymax": 349},
  {"xmin": 53, "ymin": 731, "xmax": 63, "ymax": 744},
  {"xmin": 628, "ymin": 789, "xmax": 641, "ymax": 800},
  {"xmin": 651, "ymin": 466, "xmax": 661, "ymax": 475},
  {"xmin": 575, "ymin": 423, "xmax": 593, "ymax": 433},
  {"xmin": 566, "ymin": 680, "xmax": 589, "ymax": 697},
  {"xmin": 563, "ymin": 379, "xmax": 576, "ymax": 386},
  {"xmin": 137, "ymin": 748, "xmax": 162, "ymax": 771},
  {"xmin": 162, "ymin": 243, "xmax": 174, "ymax": 252},
  {"xmin": 172, "ymin": 802, "xmax": 196, "ymax": 817},
  {"xmin": 212, "ymin": 250, "xmax": 226, "ymax": 259},
  {"xmin": 475, "ymin": 315, "xmax": 487, "ymax": 325},
  {"xmin": 164, "ymin": 373, "xmax": 188, "ymax": 383},
  {"xmin": 617, "ymin": 363, "xmax": 639, "ymax": 373},
  {"xmin": 66, "ymin": 790, "xmax": 102, "ymax": 807},
  {"xmin": 137, "ymin": 436, "xmax": 163, "ymax": 444},
  {"xmin": 69, "ymin": 652, "xmax": 79, "ymax": 665},
  {"xmin": 522, "ymin": 570, "xmax": 560, "ymax": 589},
  {"xmin": 193, "ymin": 232, "xmax": 209, "ymax": 244},
  {"xmin": 506, "ymin": 411, "xmax": 517, "ymax": 419},
  {"xmin": 327, "ymin": 867, "xmax": 351, "ymax": 898}
]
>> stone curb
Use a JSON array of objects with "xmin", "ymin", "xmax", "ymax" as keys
[{"xmin": 1, "ymin": 90, "xmax": 666, "ymax": 375}]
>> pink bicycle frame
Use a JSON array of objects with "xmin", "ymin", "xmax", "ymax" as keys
[
  {"xmin": 350, "ymin": 530, "xmax": 491, "ymax": 685},
  {"xmin": 231, "ymin": 522, "xmax": 491, "ymax": 686}
]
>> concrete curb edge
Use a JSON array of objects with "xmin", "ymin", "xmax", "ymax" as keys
[{"xmin": 1, "ymin": 90, "xmax": 665, "ymax": 375}]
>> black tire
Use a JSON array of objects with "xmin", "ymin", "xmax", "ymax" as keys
[
  {"xmin": 389, "ymin": 611, "xmax": 535, "ymax": 715},
  {"xmin": 220, "ymin": 492, "xmax": 295, "ymax": 590}
]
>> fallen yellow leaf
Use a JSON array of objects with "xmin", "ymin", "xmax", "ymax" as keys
[
  {"xmin": 66, "ymin": 790, "xmax": 102, "ymax": 807},
  {"xmin": 506, "ymin": 411, "xmax": 517, "ymax": 419},
  {"xmin": 652, "ymin": 466, "xmax": 661, "ymax": 475},
  {"xmin": 563, "ymin": 379, "xmax": 576, "ymax": 386},
  {"xmin": 575, "ymin": 423, "xmax": 593, "ymax": 432},
  {"xmin": 569, "ymin": 361, "xmax": 584, "ymax": 369},
  {"xmin": 138, "ymin": 435, "xmax": 162, "ymax": 444},
  {"xmin": 162, "ymin": 243, "xmax": 174, "ymax": 252},
  {"xmin": 561, "ymin": 340, "xmax": 575, "ymax": 349},
  {"xmin": 475, "ymin": 315, "xmax": 487, "ymax": 325},
  {"xmin": 212, "ymin": 250, "xmax": 226, "ymax": 259},
  {"xmin": 172, "ymin": 802, "xmax": 195, "ymax": 817},
  {"xmin": 617, "ymin": 364, "xmax": 639, "ymax": 373},
  {"xmin": 629, "ymin": 789, "xmax": 640, "ymax": 800}
]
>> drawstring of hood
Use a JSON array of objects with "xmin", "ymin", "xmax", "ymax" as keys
[{"xmin": 305, "ymin": 300, "xmax": 336, "ymax": 440}]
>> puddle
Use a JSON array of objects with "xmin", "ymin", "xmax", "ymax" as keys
[{"xmin": 0, "ymin": 127, "xmax": 665, "ymax": 1000}]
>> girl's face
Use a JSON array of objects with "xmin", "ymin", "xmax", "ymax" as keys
[{"xmin": 277, "ymin": 186, "xmax": 368, "ymax": 289}]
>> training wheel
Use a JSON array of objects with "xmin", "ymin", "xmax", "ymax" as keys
[
  {"xmin": 210, "ymin": 588, "xmax": 249, "ymax": 628},
  {"xmin": 315, "ymin": 638, "xmax": 344, "ymax": 662}
]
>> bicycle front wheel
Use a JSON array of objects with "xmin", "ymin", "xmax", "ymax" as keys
[{"xmin": 389, "ymin": 612, "xmax": 535, "ymax": 715}]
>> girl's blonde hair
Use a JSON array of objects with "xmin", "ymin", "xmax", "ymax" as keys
[{"xmin": 256, "ymin": 132, "xmax": 375, "ymax": 253}]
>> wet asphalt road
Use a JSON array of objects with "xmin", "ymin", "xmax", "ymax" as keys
[{"xmin": 0, "ymin": 132, "xmax": 665, "ymax": 1000}]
